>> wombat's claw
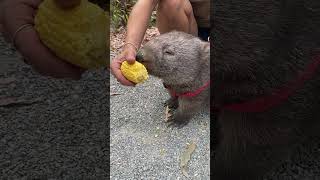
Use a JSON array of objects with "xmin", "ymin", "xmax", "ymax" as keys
[
  {"xmin": 166, "ymin": 113, "xmax": 189, "ymax": 128},
  {"xmin": 165, "ymin": 110, "xmax": 175, "ymax": 122},
  {"xmin": 167, "ymin": 119, "xmax": 189, "ymax": 129},
  {"xmin": 164, "ymin": 98, "xmax": 178, "ymax": 109}
]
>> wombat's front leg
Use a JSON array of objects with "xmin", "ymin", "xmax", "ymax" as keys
[
  {"xmin": 164, "ymin": 97, "xmax": 178, "ymax": 109},
  {"xmin": 167, "ymin": 98, "xmax": 199, "ymax": 128}
]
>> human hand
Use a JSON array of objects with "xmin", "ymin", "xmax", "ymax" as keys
[
  {"xmin": 0, "ymin": 0, "xmax": 85, "ymax": 80},
  {"xmin": 110, "ymin": 44, "xmax": 137, "ymax": 86}
]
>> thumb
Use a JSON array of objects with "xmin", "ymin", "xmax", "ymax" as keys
[{"xmin": 125, "ymin": 50, "xmax": 137, "ymax": 64}]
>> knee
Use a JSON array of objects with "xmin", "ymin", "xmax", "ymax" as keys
[
  {"xmin": 159, "ymin": 0, "xmax": 181, "ymax": 10},
  {"xmin": 158, "ymin": 0, "xmax": 193, "ymax": 17}
]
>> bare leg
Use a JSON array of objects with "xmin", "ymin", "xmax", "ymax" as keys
[{"xmin": 156, "ymin": 0, "xmax": 198, "ymax": 36}]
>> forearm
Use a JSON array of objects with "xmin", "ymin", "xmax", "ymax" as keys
[{"xmin": 125, "ymin": 0, "xmax": 158, "ymax": 50}]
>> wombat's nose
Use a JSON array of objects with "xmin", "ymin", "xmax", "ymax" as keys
[{"xmin": 136, "ymin": 50, "xmax": 144, "ymax": 62}]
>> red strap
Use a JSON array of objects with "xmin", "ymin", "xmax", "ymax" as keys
[
  {"xmin": 177, "ymin": 81, "xmax": 211, "ymax": 97},
  {"xmin": 164, "ymin": 81, "xmax": 211, "ymax": 98},
  {"xmin": 221, "ymin": 54, "xmax": 320, "ymax": 112}
]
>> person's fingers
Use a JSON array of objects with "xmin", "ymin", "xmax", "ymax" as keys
[
  {"xmin": 0, "ymin": 0, "xmax": 84, "ymax": 80},
  {"xmin": 15, "ymin": 25, "xmax": 84, "ymax": 79},
  {"xmin": 111, "ymin": 50, "xmax": 138, "ymax": 86},
  {"xmin": 126, "ymin": 52, "xmax": 137, "ymax": 64},
  {"xmin": 110, "ymin": 59, "xmax": 135, "ymax": 86},
  {"xmin": 2, "ymin": 0, "xmax": 85, "ymax": 79},
  {"xmin": 112, "ymin": 53, "xmax": 125, "ymax": 62},
  {"xmin": 124, "ymin": 48, "xmax": 137, "ymax": 64}
]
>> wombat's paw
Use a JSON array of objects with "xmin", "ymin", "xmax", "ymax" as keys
[
  {"xmin": 164, "ymin": 98, "xmax": 178, "ymax": 109},
  {"xmin": 166, "ymin": 112, "xmax": 189, "ymax": 128},
  {"xmin": 167, "ymin": 120, "xmax": 189, "ymax": 129}
]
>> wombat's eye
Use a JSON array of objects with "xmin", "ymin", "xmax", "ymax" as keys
[
  {"xmin": 164, "ymin": 49, "xmax": 174, "ymax": 56},
  {"xmin": 163, "ymin": 44, "xmax": 175, "ymax": 56}
]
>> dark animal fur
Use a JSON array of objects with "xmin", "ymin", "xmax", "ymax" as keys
[{"xmin": 213, "ymin": 0, "xmax": 320, "ymax": 179}]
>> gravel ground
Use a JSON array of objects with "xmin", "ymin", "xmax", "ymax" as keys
[
  {"xmin": 109, "ymin": 51, "xmax": 210, "ymax": 179},
  {"xmin": 109, "ymin": 42, "xmax": 320, "ymax": 179},
  {"xmin": 0, "ymin": 34, "xmax": 109, "ymax": 179},
  {"xmin": 1, "ymin": 28, "xmax": 320, "ymax": 179}
]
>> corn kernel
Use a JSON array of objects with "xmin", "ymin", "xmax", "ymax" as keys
[{"xmin": 120, "ymin": 61, "xmax": 149, "ymax": 84}]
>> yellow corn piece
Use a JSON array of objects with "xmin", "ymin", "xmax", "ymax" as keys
[
  {"xmin": 34, "ymin": 0, "xmax": 108, "ymax": 69},
  {"xmin": 120, "ymin": 61, "xmax": 149, "ymax": 84}
]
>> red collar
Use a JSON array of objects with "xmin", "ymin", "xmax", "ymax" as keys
[
  {"xmin": 218, "ymin": 54, "xmax": 320, "ymax": 113},
  {"xmin": 164, "ymin": 80, "xmax": 211, "ymax": 98}
]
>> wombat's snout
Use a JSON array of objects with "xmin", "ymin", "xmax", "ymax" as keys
[{"xmin": 136, "ymin": 50, "xmax": 144, "ymax": 62}]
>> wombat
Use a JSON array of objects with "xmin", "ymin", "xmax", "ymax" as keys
[
  {"xmin": 213, "ymin": 0, "xmax": 320, "ymax": 179},
  {"xmin": 136, "ymin": 31, "xmax": 210, "ymax": 127}
]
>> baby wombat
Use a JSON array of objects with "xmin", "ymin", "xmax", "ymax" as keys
[
  {"xmin": 136, "ymin": 31, "xmax": 210, "ymax": 127},
  {"xmin": 213, "ymin": 0, "xmax": 320, "ymax": 179}
]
